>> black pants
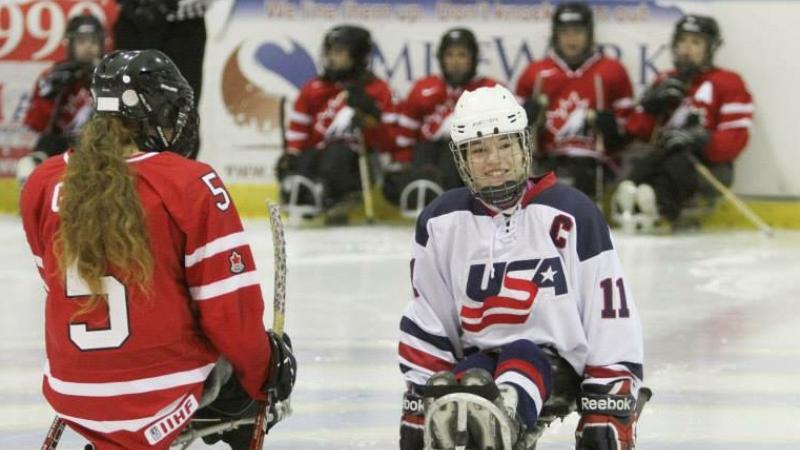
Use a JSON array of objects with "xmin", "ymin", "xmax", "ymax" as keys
[
  {"xmin": 537, "ymin": 154, "xmax": 604, "ymax": 199},
  {"xmin": 629, "ymin": 149, "xmax": 732, "ymax": 221},
  {"xmin": 278, "ymin": 143, "xmax": 362, "ymax": 206},
  {"xmin": 383, "ymin": 141, "xmax": 462, "ymax": 206}
]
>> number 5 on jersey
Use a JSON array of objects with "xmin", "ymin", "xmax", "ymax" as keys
[{"xmin": 202, "ymin": 172, "xmax": 231, "ymax": 211}]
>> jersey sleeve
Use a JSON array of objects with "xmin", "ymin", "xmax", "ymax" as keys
[
  {"xmin": 363, "ymin": 80, "xmax": 400, "ymax": 158},
  {"xmin": 398, "ymin": 217, "xmax": 460, "ymax": 388},
  {"xmin": 572, "ymin": 203, "xmax": 644, "ymax": 394},
  {"xmin": 177, "ymin": 168, "xmax": 271, "ymax": 400},
  {"xmin": 24, "ymin": 71, "xmax": 56, "ymax": 133},
  {"xmin": 19, "ymin": 163, "xmax": 52, "ymax": 283},
  {"xmin": 393, "ymin": 81, "xmax": 428, "ymax": 157},
  {"xmin": 608, "ymin": 62, "xmax": 635, "ymax": 126},
  {"xmin": 285, "ymin": 82, "xmax": 315, "ymax": 153},
  {"xmin": 515, "ymin": 62, "xmax": 540, "ymax": 100},
  {"xmin": 705, "ymin": 73, "xmax": 753, "ymax": 164}
]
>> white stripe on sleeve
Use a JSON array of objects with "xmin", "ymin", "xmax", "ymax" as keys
[
  {"xmin": 288, "ymin": 110, "xmax": 312, "ymax": 124},
  {"xmin": 717, "ymin": 118, "xmax": 753, "ymax": 130},
  {"xmin": 720, "ymin": 102, "xmax": 754, "ymax": 115},
  {"xmin": 185, "ymin": 231, "xmax": 248, "ymax": 268},
  {"xmin": 189, "ymin": 271, "xmax": 261, "ymax": 301}
]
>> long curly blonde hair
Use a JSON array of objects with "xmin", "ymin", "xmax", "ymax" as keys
[{"xmin": 56, "ymin": 115, "xmax": 153, "ymax": 313}]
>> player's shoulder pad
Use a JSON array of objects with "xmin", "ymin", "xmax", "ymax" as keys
[
  {"xmin": 408, "ymin": 76, "xmax": 445, "ymax": 101},
  {"xmin": 24, "ymin": 152, "xmax": 67, "ymax": 192},
  {"xmin": 707, "ymin": 67, "xmax": 748, "ymax": 92},
  {"xmin": 527, "ymin": 183, "xmax": 614, "ymax": 261},
  {"xmin": 415, "ymin": 187, "xmax": 486, "ymax": 247},
  {"xmin": 139, "ymin": 152, "xmax": 219, "ymax": 188}
]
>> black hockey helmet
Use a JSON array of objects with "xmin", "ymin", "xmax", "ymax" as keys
[
  {"xmin": 671, "ymin": 14, "xmax": 722, "ymax": 75},
  {"xmin": 65, "ymin": 14, "xmax": 105, "ymax": 60},
  {"xmin": 91, "ymin": 50, "xmax": 197, "ymax": 156},
  {"xmin": 550, "ymin": 2, "xmax": 595, "ymax": 66},
  {"xmin": 322, "ymin": 25, "xmax": 373, "ymax": 82},
  {"xmin": 437, "ymin": 28, "xmax": 479, "ymax": 86}
]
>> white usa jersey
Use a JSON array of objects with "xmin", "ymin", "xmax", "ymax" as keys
[{"xmin": 398, "ymin": 173, "xmax": 644, "ymax": 399}]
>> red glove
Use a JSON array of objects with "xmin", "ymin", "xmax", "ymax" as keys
[
  {"xmin": 575, "ymin": 379, "xmax": 637, "ymax": 450},
  {"xmin": 575, "ymin": 413, "xmax": 635, "ymax": 450}
]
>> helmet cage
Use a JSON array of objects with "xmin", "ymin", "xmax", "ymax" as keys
[{"xmin": 450, "ymin": 129, "xmax": 532, "ymax": 210}]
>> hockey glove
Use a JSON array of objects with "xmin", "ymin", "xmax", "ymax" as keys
[
  {"xmin": 659, "ymin": 126, "xmax": 709, "ymax": 159},
  {"xmin": 40, "ymin": 61, "xmax": 92, "ymax": 98},
  {"xmin": 399, "ymin": 387, "xmax": 425, "ymax": 450},
  {"xmin": 523, "ymin": 95, "xmax": 548, "ymax": 129},
  {"xmin": 264, "ymin": 331, "xmax": 297, "ymax": 403},
  {"xmin": 593, "ymin": 109, "xmax": 625, "ymax": 151},
  {"xmin": 346, "ymin": 86, "xmax": 381, "ymax": 125},
  {"xmin": 640, "ymin": 77, "xmax": 686, "ymax": 117},
  {"xmin": 575, "ymin": 381, "xmax": 637, "ymax": 450}
]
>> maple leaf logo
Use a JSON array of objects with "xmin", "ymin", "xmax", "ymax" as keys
[
  {"xmin": 545, "ymin": 91, "xmax": 591, "ymax": 141},
  {"xmin": 229, "ymin": 251, "xmax": 245, "ymax": 274}
]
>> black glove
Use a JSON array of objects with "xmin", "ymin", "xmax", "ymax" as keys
[
  {"xmin": 593, "ymin": 109, "xmax": 625, "ymax": 151},
  {"xmin": 659, "ymin": 126, "xmax": 709, "ymax": 158},
  {"xmin": 523, "ymin": 95, "xmax": 548, "ymax": 128},
  {"xmin": 264, "ymin": 331, "xmax": 296, "ymax": 403},
  {"xmin": 40, "ymin": 61, "xmax": 92, "ymax": 98},
  {"xmin": 640, "ymin": 77, "xmax": 686, "ymax": 117},
  {"xmin": 34, "ymin": 134, "xmax": 70, "ymax": 157},
  {"xmin": 399, "ymin": 387, "xmax": 425, "ymax": 450},
  {"xmin": 346, "ymin": 86, "xmax": 381, "ymax": 122}
]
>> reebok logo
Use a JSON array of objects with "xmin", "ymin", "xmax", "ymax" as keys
[{"xmin": 581, "ymin": 397, "xmax": 633, "ymax": 413}]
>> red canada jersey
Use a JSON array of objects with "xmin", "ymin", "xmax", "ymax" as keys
[
  {"xmin": 285, "ymin": 75, "xmax": 396, "ymax": 156},
  {"xmin": 20, "ymin": 151, "xmax": 271, "ymax": 449},
  {"xmin": 24, "ymin": 63, "xmax": 94, "ymax": 137},
  {"xmin": 626, "ymin": 67, "xmax": 753, "ymax": 164},
  {"xmin": 516, "ymin": 52, "xmax": 634, "ymax": 157},
  {"xmin": 393, "ymin": 75, "xmax": 500, "ymax": 162}
]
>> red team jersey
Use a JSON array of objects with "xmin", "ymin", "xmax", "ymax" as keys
[
  {"xmin": 24, "ymin": 64, "xmax": 94, "ymax": 137},
  {"xmin": 285, "ymin": 75, "xmax": 396, "ymax": 157},
  {"xmin": 393, "ymin": 75, "xmax": 499, "ymax": 162},
  {"xmin": 516, "ymin": 53, "xmax": 634, "ymax": 158},
  {"xmin": 20, "ymin": 151, "xmax": 271, "ymax": 449},
  {"xmin": 626, "ymin": 67, "xmax": 753, "ymax": 164}
]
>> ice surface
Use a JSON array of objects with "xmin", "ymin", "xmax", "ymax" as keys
[{"xmin": 1, "ymin": 216, "xmax": 798, "ymax": 449}]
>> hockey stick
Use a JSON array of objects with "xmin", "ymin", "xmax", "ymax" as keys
[
  {"xmin": 40, "ymin": 416, "xmax": 66, "ymax": 450},
  {"xmin": 686, "ymin": 154, "xmax": 774, "ymax": 237},
  {"xmin": 250, "ymin": 201, "xmax": 288, "ymax": 450},
  {"xmin": 356, "ymin": 129, "xmax": 375, "ymax": 224},
  {"xmin": 593, "ymin": 74, "xmax": 606, "ymax": 208}
]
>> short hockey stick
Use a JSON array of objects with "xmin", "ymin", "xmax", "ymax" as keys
[
  {"xmin": 40, "ymin": 416, "xmax": 66, "ymax": 450},
  {"xmin": 356, "ymin": 129, "xmax": 375, "ymax": 224},
  {"xmin": 687, "ymin": 154, "xmax": 774, "ymax": 237},
  {"xmin": 250, "ymin": 201, "xmax": 288, "ymax": 450}
]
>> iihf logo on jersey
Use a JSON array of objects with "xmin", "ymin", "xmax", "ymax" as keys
[
  {"xmin": 461, "ymin": 257, "xmax": 566, "ymax": 333},
  {"xmin": 229, "ymin": 251, "xmax": 245, "ymax": 274}
]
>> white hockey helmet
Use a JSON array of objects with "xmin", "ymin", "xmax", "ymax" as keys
[{"xmin": 449, "ymin": 85, "xmax": 532, "ymax": 209}]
